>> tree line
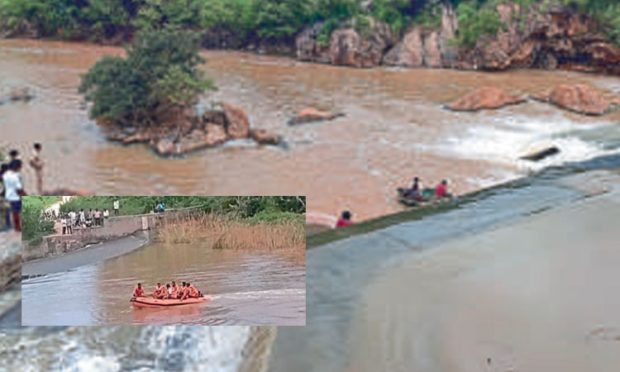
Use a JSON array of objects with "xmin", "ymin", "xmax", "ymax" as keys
[{"xmin": 2, "ymin": 1, "xmax": 618, "ymax": 48}]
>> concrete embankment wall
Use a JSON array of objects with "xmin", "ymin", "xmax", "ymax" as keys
[{"xmin": 23, "ymin": 214, "xmax": 162, "ymax": 262}]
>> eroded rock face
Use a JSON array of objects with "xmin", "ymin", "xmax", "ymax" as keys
[
  {"xmin": 463, "ymin": 4, "xmax": 620, "ymax": 74},
  {"xmin": 532, "ymin": 84, "xmax": 619, "ymax": 116},
  {"xmin": 383, "ymin": 27, "xmax": 424, "ymax": 67},
  {"xmin": 297, "ymin": 17, "xmax": 395, "ymax": 68},
  {"xmin": 383, "ymin": 3, "xmax": 458, "ymax": 68},
  {"xmin": 288, "ymin": 107, "xmax": 345, "ymax": 125},
  {"xmin": 446, "ymin": 87, "xmax": 526, "ymax": 111},
  {"xmin": 296, "ymin": 23, "xmax": 331, "ymax": 64}
]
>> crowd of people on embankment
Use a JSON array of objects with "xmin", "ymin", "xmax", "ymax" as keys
[
  {"xmin": 53, "ymin": 207, "xmax": 111, "ymax": 235},
  {"xmin": 1, "ymin": 144, "xmax": 44, "ymax": 232},
  {"xmin": 56, "ymin": 200, "xmax": 167, "ymax": 235},
  {"xmin": 132, "ymin": 281, "xmax": 203, "ymax": 300}
]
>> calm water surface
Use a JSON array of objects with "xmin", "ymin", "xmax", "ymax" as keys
[{"xmin": 22, "ymin": 241, "xmax": 305, "ymax": 326}]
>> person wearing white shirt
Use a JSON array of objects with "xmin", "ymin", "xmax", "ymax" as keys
[
  {"xmin": 2, "ymin": 159, "xmax": 26, "ymax": 232},
  {"xmin": 113, "ymin": 200, "xmax": 120, "ymax": 215}
]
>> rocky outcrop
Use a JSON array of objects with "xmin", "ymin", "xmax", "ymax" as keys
[
  {"xmin": 99, "ymin": 103, "xmax": 282, "ymax": 156},
  {"xmin": 383, "ymin": 4, "xmax": 458, "ymax": 68},
  {"xmin": 446, "ymin": 87, "xmax": 526, "ymax": 111},
  {"xmin": 531, "ymin": 84, "xmax": 620, "ymax": 116},
  {"xmin": 250, "ymin": 128, "xmax": 283, "ymax": 145},
  {"xmin": 288, "ymin": 107, "xmax": 345, "ymax": 126},
  {"xmin": 295, "ymin": 2, "xmax": 620, "ymax": 75},
  {"xmin": 0, "ymin": 87, "xmax": 35, "ymax": 105},
  {"xmin": 296, "ymin": 17, "xmax": 395, "ymax": 68},
  {"xmin": 520, "ymin": 144, "xmax": 561, "ymax": 162},
  {"xmin": 222, "ymin": 102, "xmax": 250, "ymax": 139},
  {"xmin": 461, "ymin": 4, "xmax": 620, "ymax": 74}
]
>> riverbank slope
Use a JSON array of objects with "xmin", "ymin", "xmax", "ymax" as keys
[
  {"xmin": 349, "ymin": 172, "xmax": 620, "ymax": 371},
  {"xmin": 267, "ymin": 165, "xmax": 620, "ymax": 371}
]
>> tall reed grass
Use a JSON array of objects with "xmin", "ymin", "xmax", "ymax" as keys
[{"xmin": 156, "ymin": 214, "xmax": 306, "ymax": 251}]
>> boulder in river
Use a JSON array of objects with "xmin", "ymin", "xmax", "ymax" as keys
[
  {"xmin": 288, "ymin": 107, "xmax": 345, "ymax": 126},
  {"xmin": 520, "ymin": 144, "xmax": 561, "ymax": 162},
  {"xmin": 532, "ymin": 84, "xmax": 619, "ymax": 116},
  {"xmin": 98, "ymin": 102, "xmax": 281, "ymax": 156},
  {"xmin": 221, "ymin": 102, "xmax": 250, "ymax": 139},
  {"xmin": 446, "ymin": 87, "xmax": 526, "ymax": 111},
  {"xmin": 1, "ymin": 87, "xmax": 35, "ymax": 104},
  {"xmin": 250, "ymin": 128, "xmax": 282, "ymax": 146}
]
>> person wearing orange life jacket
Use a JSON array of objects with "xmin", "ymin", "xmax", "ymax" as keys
[
  {"xmin": 132, "ymin": 283, "xmax": 144, "ymax": 298},
  {"xmin": 188, "ymin": 282, "xmax": 200, "ymax": 298},
  {"xmin": 170, "ymin": 281, "xmax": 179, "ymax": 299},
  {"xmin": 180, "ymin": 283, "xmax": 192, "ymax": 300},
  {"xmin": 152, "ymin": 283, "xmax": 166, "ymax": 299}
]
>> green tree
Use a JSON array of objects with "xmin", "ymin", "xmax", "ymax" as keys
[
  {"xmin": 79, "ymin": 28, "xmax": 214, "ymax": 126},
  {"xmin": 22, "ymin": 196, "xmax": 58, "ymax": 241},
  {"xmin": 454, "ymin": 1, "xmax": 501, "ymax": 48}
]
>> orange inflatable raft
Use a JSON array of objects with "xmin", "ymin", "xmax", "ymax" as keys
[{"xmin": 130, "ymin": 296, "xmax": 209, "ymax": 308}]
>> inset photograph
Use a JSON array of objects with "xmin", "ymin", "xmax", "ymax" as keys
[{"xmin": 21, "ymin": 196, "xmax": 306, "ymax": 326}]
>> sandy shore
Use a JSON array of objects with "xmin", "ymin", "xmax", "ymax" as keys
[{"xmin": 349, "ymin": 181, "xmax": 620, "ymax": 371}]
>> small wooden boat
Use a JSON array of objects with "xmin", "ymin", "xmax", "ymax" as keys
[
  {"xmin": 130, "ymin": 296, "xmax": 209, "ymax": 308},
  {"xmin": 397, "ymin": 188, "xmax": 454, "ymax": 207}
]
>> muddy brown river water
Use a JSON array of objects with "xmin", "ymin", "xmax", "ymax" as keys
[
  {"xmin": 3, "ymin": 38, "xmax": 620, "ymax": 371},
  {"xmin": 22, "ymin": 238, "xmax": 305, "ymax": 326},
  {"xmin": 2, "ymin": 39, "xmax": 619, "ymax": 220}
]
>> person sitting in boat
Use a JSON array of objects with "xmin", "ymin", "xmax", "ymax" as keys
[
  {"xmin": 335, "ymin": 211, "xmax": 353, "ymax": 228},
  {"xmin": 152, "ymin": 283, "xmax": 166, "ymax": 299},
  {"xmin": 170, "ymin": 281, "xmax": 179, "ymax": 299},
  {"xmin": 180, "ymin": 283, "xmax": 191, "ymax": 300},
  {"xmin": 165, "ymin": 283, "xmax": 172, "ymax": 299},
  {"xmin": 132, "ymin": 283, "xmax": 144, "ymax": 298},
  {"xmin": 435, "ymin": 179, "xmax": 449, "ymax": 199},
  {"xmin": 188, "ymin": 283, "xmax": 200, "ymax": 298},
  {"xmin": 403, "ymin": 177, "xmax": 423, "ymax": 200},
  {"xmin": 177, "ymin": 282, "xmax": 186, "ymax": 299}
]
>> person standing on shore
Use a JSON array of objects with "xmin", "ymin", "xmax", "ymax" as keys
[
  {"xmin": 8, "ymin": 150, "xmax": 19, "ymax": 161},
  {"xmin": 336, "ymin": 210, "xmax": 353, "ymax": 228},
  {"xmin": 29, "ymin": 143, "xmax": 44, "ymax": 195},
  {"xmin": 113, "ymin": 200, "xmax": 120, "ymax": 215},
  {"xmin": 2, "ymin": 160, "xmax": 26, "ymax": 232},
  {"xmin": 1, "ymin": 163, "xmax": 11, "ymax": 231}
]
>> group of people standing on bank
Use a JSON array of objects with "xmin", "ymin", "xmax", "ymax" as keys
[
  {"xmin": 58, "ymin": 207, "xmax": 111, "ymax": 235},
  {"xmin": 0, "ymin": 144, "xmax": 44, "ymax": 232}
]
